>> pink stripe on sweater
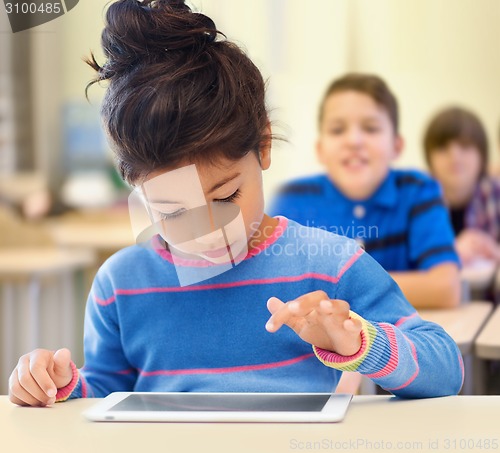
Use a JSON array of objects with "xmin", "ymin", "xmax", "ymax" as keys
[
  {"xmin": 94, "ymin": 294, "xmax": 116, "ymax": 306},
  {"xmin": 336, "ymin": 248, "xmax": 364, "ymax": 280},
  {"xmin": 386, "ymin": 336, "xmax": 419, "ymax": 391},
  {"xmin": 116, "ymin": 368, "xmax": 136, "ymax": 375},
  {"xmin": 386, "ymin": 366, "xmax": 419, "ymax": 391},
  {"xmin": 138, "ymin": 353, "xmax": 315, "ymax": 376},
  {"xmin": 81, "ymin": 374, "xmax": 88, "ymax": 398},
  {"xmin": 395, "ymin": 312, "xmax": 419, "ymax": 327},
  {"xmin": 95, "ymin": 227, "xmax": 365, "ymax": 303},
  {"xmin": 365, "ymin": 323, "xmax": 399, "ymax": 379},
  {"xmin": 55, "ymin": 361, "xmax": 79, "ymax": 402},
  {"xmin": 458, "ymin": 352, "xmax": 465, "ymax": 388},
  {"xmin": 114, "ymin": 272, "xmax": 348, "ymax": 296},
  {"xmin": 153, "ymin": 216, "xmax": 288, "ymax": 266},
  {"xmin": 406, "ymin": 335, "xmax": 418, "ymax": 362},
  {"xmin": 314, "ymin": 329, "xmax": 367, "ymax": 365}
]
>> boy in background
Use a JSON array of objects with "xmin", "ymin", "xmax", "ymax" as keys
[
  {"xmin": 271, "ymin": 73, "xmax": 460, "ymax": 309},
  {"xmin": 270, "ymin": 74, "xmax": 461, "ymax": 392}
]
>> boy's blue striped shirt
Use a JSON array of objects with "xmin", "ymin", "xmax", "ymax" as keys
[{"xmin": 269, "ymin": 169, "xmax": 459, "ymax": 271}]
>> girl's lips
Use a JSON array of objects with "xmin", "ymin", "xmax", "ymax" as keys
[{"xmin": 202, "ymin": 245, "xmax": 231, "ymax": 259}]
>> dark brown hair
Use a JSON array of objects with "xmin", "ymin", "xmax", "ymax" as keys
[
  {"xmin": 85, "ymin": 0, "xmax": 271, "ymax": 184},
  {"xmin": 318, "ymin": 73, "xmax": 399, "ymax": 134},
  {"xmin": 423, "ymin": 107, "xmax": 489, "ymax": 176}
]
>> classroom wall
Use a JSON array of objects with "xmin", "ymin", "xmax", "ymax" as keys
[
  {"xmin": 28, "ymin": 0, "xmax": 500, "ymax": 202},
  {"xmin": 349, "ymin": 0, "xmax": 500, "ymax": 171}
]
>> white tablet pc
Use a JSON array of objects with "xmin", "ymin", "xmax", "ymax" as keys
[{"xmin": 83, "ymin": 392, "xmax": 352, "ymax": 423}]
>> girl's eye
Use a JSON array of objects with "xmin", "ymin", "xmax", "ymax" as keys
[
  {"xmin": 157, "ymin": 209, "xmax": 186, "ymax": 220},
  {"xmin": 214, "ymin": 189, "xmax": 241, "ymax": 203}
]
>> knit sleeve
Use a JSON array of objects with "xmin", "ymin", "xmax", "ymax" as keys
[
  {"xmin": 317, "ymin": 251, "xmax": 464, "ymax": 398},
  {"xmin": 61, "ymin": 273, "xmax": 138, "ymax": 400}
]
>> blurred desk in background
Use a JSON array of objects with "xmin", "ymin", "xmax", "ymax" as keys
[
  {"xmin": 476, "ymin": 305, "xmax": 500, "ymax": 360},
  {"xmin": 0, "ymin": 172, "xmax": 46, "ymax": 205},
  {"xmin": 461, "ymin": 260, "xmax": 496, "ymax": 301},
  {"xmin": 420, "ymin": 301, "xmax": 493, "ymax": 394},
  {"xmin": 45, "ymin": 208, "xmax": 135, "ymax": 292},
  {"xmin": 46, "ymin": 208, "xmax": 134, "ymax": 261},
  {"xmin": 0, "ymin": 248, "xmax": 95, "ymax": 394}
]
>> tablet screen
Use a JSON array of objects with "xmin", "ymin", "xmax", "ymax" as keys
[{"xmin": 109, "ymin": 393, "xmax": 331, "ymax": 412}]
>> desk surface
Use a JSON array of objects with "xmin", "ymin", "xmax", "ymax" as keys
[
  {"xmin": 419, "ymin": 301, "xmax": 493, "ymax": 355},
  {"xmin": 1, "ymin": 395, "xmax": 499, "ymax": 453},
  {"xmin": 0, "ymin": 247, "xmax": 96, "ymax": 278},
  {"xmin": 46, "ymin": 210, "xmax": 134, "ymax": 252},
  {"xmin": 476, "ymin": 305, "xmax": 500, "ymax": 359},
  {"xmin": 461, "ymin": 260, "xmax": 496, "ymax": 291}
]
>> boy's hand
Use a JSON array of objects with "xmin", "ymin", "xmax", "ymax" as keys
[
  {"xmin": 8, "ymin": 348, "xmax": 73, "ymax": 407},
  {"xmin": 266, "ymin": 290, "xmax": 362, "ymax": 356}
]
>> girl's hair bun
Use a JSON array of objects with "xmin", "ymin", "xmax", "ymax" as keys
[
  {"xmin": 88, "ymin": 0, "xmax": 219, "ymax": 84},
  {"xmin": 86, "ymin": 0, "xmax": 271, "ymax": 185}
]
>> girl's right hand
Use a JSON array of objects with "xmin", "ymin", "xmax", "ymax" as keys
[{"xmin": 8, "ymin": 348, "xmax": 73, "ymax": 407}]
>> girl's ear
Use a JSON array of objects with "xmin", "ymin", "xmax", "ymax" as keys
[{"xmin": 259, "ymin": 123, "xmax": 272, "ymax": 170}]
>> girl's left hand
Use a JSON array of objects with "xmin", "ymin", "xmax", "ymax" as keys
[{"xmin": 265, "ymin": 290, "xmax": 362, "ymax": 356}]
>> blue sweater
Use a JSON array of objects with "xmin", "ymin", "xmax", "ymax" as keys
[{"xmin": 60, "ymin": 217, "xmax": 463, "ymax": 401}]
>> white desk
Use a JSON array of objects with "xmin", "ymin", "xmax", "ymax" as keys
[
  {"xmin": 420, "ymin": 301, "xmax": 494, "ymax": 394},
  {"xmin": 46, "ymin": 210, "xmax": 134, "ymax": 259},
  {"xmin": 461, "ymin": 260, "xmax": 496, "ymax": 300},
  {"xmin": 1, "ymin": 395, "xmax": 499, "ymax": 453},
  {"xmin": 0, "ymin": 248, "xmax": 95, "ymax": 393},
  {"xmin": 476, "ymin": 305, "xmax": 500, "ymax": 359}
]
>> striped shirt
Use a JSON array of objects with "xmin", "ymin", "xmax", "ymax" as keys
[
  {"xmin": 269, "ymin": 169, "xmax": 460, "ymax": 271},
  {"xmin": 466, "ymin": 175, "xmax": 500, "ymax": 241},
  {"xmin": 56, "ymin": 217, "xmax": 463, "ymax": 401}
]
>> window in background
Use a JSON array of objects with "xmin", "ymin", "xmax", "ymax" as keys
[{"xmin": 0, "ymin": 15, "xmax": 34, "ymax": 175}]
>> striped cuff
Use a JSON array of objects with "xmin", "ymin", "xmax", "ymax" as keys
[
  {"xmin": 313, "ymin": 311, "xmax": 377, "ymax": 372},
  {"xmin": 55, "ymin": 361, "xmax": 79, "ymax": 402}
]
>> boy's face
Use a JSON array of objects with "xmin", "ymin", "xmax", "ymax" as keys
[
  {"xmin": 316, "ymin": 91, "xmax": 403, "ymax": 200},
  {"xmin": 139, "ymin": 150, "xmax": 270, "ymax": 264},
  {"xmin": 429, "ymin": 140, "xmax": 482, "ymax": 196}
]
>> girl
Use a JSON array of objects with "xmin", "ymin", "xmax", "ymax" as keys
[
  {"xmin": 423, "ymin": 107, "xmax": 500, "ymax": 266},
  {"xmin": 8, "ymin": 0, "xmax": 462, "ymax": 406}
]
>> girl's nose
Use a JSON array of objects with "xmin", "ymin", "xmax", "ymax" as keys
[{"xmin": 192, "ymin": 229, "xmax": 225, "ymax": 246}]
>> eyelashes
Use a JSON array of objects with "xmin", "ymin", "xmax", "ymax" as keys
[
  {"xmin": 156, "ymin": 189, "xmax": 241, "ymax": 221},
  {"xmin": 158, "ymin": 209, "xmax": 185, "ymax": 221},
  {"xmin": 214, "ymin": 188, "xmax": 241, "ymax": 203}
]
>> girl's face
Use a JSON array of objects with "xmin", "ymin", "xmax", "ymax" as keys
[
  {"xmin": 316, "ymin": 91, "xmax": 403, "ymax": 200},
  {"xmin": 428, "ymin": 140, "xmax": 483, "ymax": 199},
  {"xmin": 140, "ymin": 150, "xmax": 271, "ymax": 264}
]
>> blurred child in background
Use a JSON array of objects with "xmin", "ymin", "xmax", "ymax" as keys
[
  {"xmin": 270, "ymin": 74, "xmax": 462, "ymax": 393},
  {"xmin": 271, "ymin": 74, "xmax": 461, "ymax": 310},
  {"xmin": 423, "ymin": 107, "xmax": 500, "ymax": 267}
]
